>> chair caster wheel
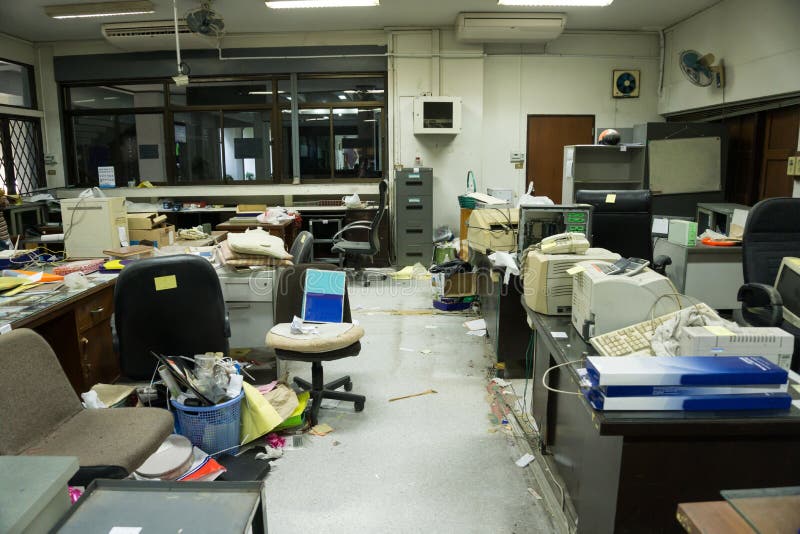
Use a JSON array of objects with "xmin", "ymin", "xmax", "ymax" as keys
[
  {"xmin": 354, "ymin": 400, "xmax": 365, "ymax": 412},
  {"xmin": 344, "ymin": 381, "xmax": 353, "ymax": 392}
]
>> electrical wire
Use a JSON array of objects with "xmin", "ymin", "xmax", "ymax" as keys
[{"xmin": 541, "ymin": 359, "xmax": 585, "ymax": 396}]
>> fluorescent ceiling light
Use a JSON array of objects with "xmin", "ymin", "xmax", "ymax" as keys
[
  {"xmin": 498, "ymin": 0, "xmax": 611, "ymax": 5},
  {"xmin": 45, "ymin": 1, "xmax": 155, "ymax": 19},
  {"xmin": 266, "ymin": 0, "xmax": 379, "ymax": 8},
  {"xmin": 338, "ymin": 95, "xmax": 348, "ymax": 100}
]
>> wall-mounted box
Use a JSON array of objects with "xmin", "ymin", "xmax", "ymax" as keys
[{"xmin": 413, "ymin": 97, "xmax": 462, "ymax": 135}]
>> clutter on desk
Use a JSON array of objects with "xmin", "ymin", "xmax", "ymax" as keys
[
  {"xmin": 52, "ymin": 258, "xmax": 104, "ymax": 276},
  {"xmin": 467, "ymin": 208, "xmax": 519, "ymax": 254},
  {"xmin": 390, "ymin": 263, "xmax": 430, "ymax": 280},
  {"xmin": 102, "ymin": 244, "xmax": 154, "ymax": 259},
  {"xmin": 218, "ymin": 240, "xmax": 292, "ymax": 268},
  {"xmin": 177, "ymin": 225, "xmax": 211, "ymax": 241},
  {"xmin": 228, "ymin": 228, "xmax": 292, "ymax": 259},
  {"xmin": 257, "ymin": 207, "xmax": 297, "ymax": 225},
  {"xmin": 582, "ymin": 355, "xmax": 792, "ymax": 411}
]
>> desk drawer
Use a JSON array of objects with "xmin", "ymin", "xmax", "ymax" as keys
[
  {"xmin": 75, "ymin": 287, "xmax": 114, "ymax": 332},
  {"xmin": 220, "ymin": 272, "xmax": 274, "ymax": 302}
]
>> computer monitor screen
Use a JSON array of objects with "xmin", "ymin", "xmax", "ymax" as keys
[{"xmin": 775, "ymin": 257, "xmax": 800, "ymax": 328}]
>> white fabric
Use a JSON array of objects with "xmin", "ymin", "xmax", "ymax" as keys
[
  {"xmin": 227, "ymin": 228, "xmax": 292, "ymax": 259},
  {"xmin": 271, "ymin": 321, "xmax": 355, "ymax": 341},
  {"xmin": 650, "ymin": 306, "xmax": 738, "ymax": 356}
]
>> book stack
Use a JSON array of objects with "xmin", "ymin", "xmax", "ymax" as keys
[{"xmin": 584, "ymin": 356, "xmax": 792, "ymax": 411}]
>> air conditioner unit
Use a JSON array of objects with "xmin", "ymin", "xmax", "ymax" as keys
[
  {"xmin": 101, "ymin": 20, "xmax": 215, "ymax": 52},
  {"xmin": 455, "ymin": 12, "xmax": 566, "ymax": 43}
]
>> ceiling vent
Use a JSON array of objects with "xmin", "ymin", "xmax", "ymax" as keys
[
  {"xmin": 101, "ymin": 20, "xmax": 215, "ymax": 51},
  {"xmin": 455, "ymin": 12, "xmax": 566, "ymax": 43}
]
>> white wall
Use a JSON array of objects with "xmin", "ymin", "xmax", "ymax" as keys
[
  {"xmin": 390, "ymin": 29, "xmax": 663, "ymax": 231},
  {"xmin": 660, "ymin": 0, "xmax": 800, "ymax": 115}
]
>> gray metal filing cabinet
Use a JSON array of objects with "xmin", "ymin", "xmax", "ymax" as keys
[
  {"xmin": 217, "ymin": 268, "xmax": 275, "ymax": 350},
  {"xmin": 395, "ymin": 167, "xmax": 433, "ymax": 266}
]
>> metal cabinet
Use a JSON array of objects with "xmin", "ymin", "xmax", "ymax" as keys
[
  {"xmin": 395, "ymin": 167, "xmax": 433, "ymax": 266},
  {"xmin": 218, "ymin": 269, "xmax": 275, "ymax": 350}
]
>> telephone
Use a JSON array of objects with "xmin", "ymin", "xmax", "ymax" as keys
[{"xmin": 538, "ymin": 232, "xmax": 590, "ymax": 255}]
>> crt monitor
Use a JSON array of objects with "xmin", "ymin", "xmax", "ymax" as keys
[{"xmin": 775, "ymin": 257, "xmax": 800, "ymax": 329}]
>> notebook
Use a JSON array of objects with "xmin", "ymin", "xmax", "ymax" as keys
[{"xmin": 302, "ymin": 269, "xmax": 346, "ymax": 323}]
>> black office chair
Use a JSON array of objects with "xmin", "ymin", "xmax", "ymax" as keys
[
  {"xmin": 332, "ymin": 179, "xmax": 388, "ymax": 286},
  {"xmin": 575, "ymin": 189, "xmax": 653, "ymax": 262},
  {"xmin": 114, "ymin": 255, "xmax": 230, "ymax": 380},
  {"xmin": 289, "ymin": 231, "xmax": 314, "ymax": 264},
  {"xmin": 735, "ymin": 198, "xmax": 800, "ymax": 371},
  {"xmin": 266, "ymin": 264, "xmax": 365, "ymax": 425}
]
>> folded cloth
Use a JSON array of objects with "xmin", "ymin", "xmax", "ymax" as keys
[
  {"xmin": 228, "ymin": 228, "xmax": 292, "ymax": 259},
  {"xmin": 219, "ymin": 241, "xmax": 293, "ymax": 268}
]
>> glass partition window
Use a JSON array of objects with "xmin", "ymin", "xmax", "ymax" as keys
[
  {"xmin": 223, "ymin": 111, "xmax": 272, "ymax": 181},
  {"xmin": 297, "ymin": 76, "xmax": 384, "ymax": 104},
  {"xmin": 72, "ymin": 114, "xmax": 166, "ymax": 186},
  {"xmin": 0, "ymin": 59, "xmax": 35, "ymax": 109},
  {"xmin": 170, "ymin": 81, "xmax": 273, "ymax": 107},
  {"xmin": 297, "ymin": 109, "xmax": 331, "ymax": 177},
  {"xmin": 69, "ymin": 84, "xmax": 164, "ymax": 110},
  {"xmin": 334, "ymin": 108, "xmax": 382, "ymax": 178},
  {"xmin": 173, "ymin": 111, "xmax": 222, "ymax": 182}
]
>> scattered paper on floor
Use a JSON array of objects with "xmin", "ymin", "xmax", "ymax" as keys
[
  {"xmin": 467, "ymin": 329, "xmax": 486, "ymax": 337},
  {"xmin": 515, "ymin": 453, "xmax": 535, "ymax": 467},
  {"xmin": 310, "ymin": 423, "xmax": 334, "ymax": 436},
  {"xmin": 463, "ymin": 318, "xmax": 487, "ymax": 331}
]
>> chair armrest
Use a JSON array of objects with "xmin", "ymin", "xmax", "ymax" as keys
[
  {"xmin": 737, "ymin": 282, "xmax": 783, "ymax": 326},
  {"xmin": 332, "ymin": 221, "xmax": 373, "ymax": 242},
  {"xmin": 651, "ymin": 254, "xmax": 672, "ymax": 276}
]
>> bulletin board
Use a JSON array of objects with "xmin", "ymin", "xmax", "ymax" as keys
[{"xmin": 648, "ymin": 136, "xmax": 721, "ymax": 195}]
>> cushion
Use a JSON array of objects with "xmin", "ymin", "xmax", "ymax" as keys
[
  {"xmin": 228, "ymin": 228, "xmax": 292, "ymax": 259},
  {"xmin": 21, "ymin": 407, "xmax": 174, "ymax": 474},
  {"xmin": 219, "ymin": 241, "xmax": 293, "ymax": 268},
  {"xmin": 266, "ymin": 322, "xmax": 364, "ymax": 353}
]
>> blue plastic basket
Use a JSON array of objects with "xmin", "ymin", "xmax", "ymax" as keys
[{"xmin": 171, "ymin": 391, "xmax": 243, "ymax": 456}]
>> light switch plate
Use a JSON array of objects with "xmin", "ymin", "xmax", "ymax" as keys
[
  {"xmin": 510, "ymin": 151, "xmax": 525, "ymax": 163},
  {"xmin": 788, "ymin": 156, "xmax": 797, "ymax": 176}
]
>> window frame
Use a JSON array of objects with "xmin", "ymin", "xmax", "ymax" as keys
[
  {"xmin": 0, "ymin": 56, "xmax": 37, "ymax": 111},
  {"xmin": 61, "ymin": 72, "xmax": 388, "ymax": 187},
  {"xmin": 0, "ymin": 113, "xmax": 45, "ymax": 195}
]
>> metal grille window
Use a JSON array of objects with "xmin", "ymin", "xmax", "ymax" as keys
[{"xmin": 0, "ymin": 116, "xmax": 44, "ymax": 195}]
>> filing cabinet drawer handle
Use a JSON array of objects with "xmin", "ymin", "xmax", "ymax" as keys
[
  {"xmin": 90, "ymin": 307, "xmax": 105, "ymax": 316},
  {"xmin": 406, "ymin": 228, "xmax": 423, "ymax": 234},
  {"xmin": 407, "ymin": 252, "xmax": 423, "ymax": 256},
  {"xmin": 229, "ymin": 303, "xmax": 252, "ymax": 310},
  {"xmin": 406, "ymin": 205, "xmax": 423, "ymax": 210}
]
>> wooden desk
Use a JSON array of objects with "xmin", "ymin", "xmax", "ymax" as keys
[
  {"xmin": 7, "ymin": 276, "xmax": 119, "ymax": 395},
  {"xmin": 522, "ymin": 300, "xmax": 800, "ymax": 534},
  {"xmin": 215, "ymin": 218, "xmax": 298, "ymax": 251},
  {"xmin": 676, "ymin": 501, "xmax": 754, "ymax": 534}
]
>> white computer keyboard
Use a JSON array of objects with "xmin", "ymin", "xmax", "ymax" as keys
[{"xmin": 589, "ymin": 302, "xmax": 719, "ymax": 357}]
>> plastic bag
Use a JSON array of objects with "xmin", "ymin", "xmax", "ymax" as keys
[
  {"xmin": 518, "ymin": 182, "xmax": 555, "ymax": 207},
  {"xmin": 239, "ymin": 382, "xmax": 284, "ymax": 445},
  {"xmin": 488, "ymin": 251, "xmax": 520, "ymax": 285}
]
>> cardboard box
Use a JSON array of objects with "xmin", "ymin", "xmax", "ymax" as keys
[
  {"xmin": 432, "ymin": 272, "xmax": 477, "ymax": 298},
  {"xmin": 127, "ymin": 213, "xmax": 168, "ymax": 230},
  {"xmin": 668, "ymin": 219, "xmax": 697, "ymax": 247},
  {"xmin": 129, "ymin": 224, "xmax": 175, "ymax": 248}
]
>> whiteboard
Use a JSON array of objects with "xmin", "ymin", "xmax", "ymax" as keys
[{"xmin": 648, "ymin": 137, "xmax": 721, "ymax": 195}]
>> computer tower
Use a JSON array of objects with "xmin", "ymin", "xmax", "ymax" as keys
[{"xmin": 62, "ymin": 196, "xmax": 128, "ymax": 258}]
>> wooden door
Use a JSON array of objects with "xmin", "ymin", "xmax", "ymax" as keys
[
  {"xmin": 759, "ymin": 106, "xmax": 800, "ymax": 199},
  {"xmin": 526, "ymin": 115, "xmax": 595, "ymax": 203}
]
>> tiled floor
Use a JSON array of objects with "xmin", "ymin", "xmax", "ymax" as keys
[{"xmin": 265, "ymin": 278, "xmax": 556, "ymax": 533}]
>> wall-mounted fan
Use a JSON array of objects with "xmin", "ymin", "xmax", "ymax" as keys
[
  {"xmin": 185, "ymin": 2, "xmax": 225, "ymax": 39},
  {"xmin": 612, "ymin": 69, "xmax": 640, "ymax": 98},
  {"xmin": 679, "ymin": 50, "xmax": 725, "ymax": 88}
]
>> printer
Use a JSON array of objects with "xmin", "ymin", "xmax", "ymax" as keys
[
  {"xmin": 523, "ymin": 248, "xmax": 620, "ymax": 315},
  {"xmin": 571, "ymin": 260, "xmax": 675, "ymax": 339},
  {"xmin": 678, "ymin": 326, "xmax": 794, "ymax": 370},
  {"xmin": 466, "ymin": 208, "xmax": 519, "ymax": 254}
]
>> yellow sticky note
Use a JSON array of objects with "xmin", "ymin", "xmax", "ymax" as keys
[
  {"xmin": 567, "ymin": 265, "xmax": 585, "ymax": 276},
  {"xmin": 704, "ymin": 325, "xmax": 734, "ymax": 336},
  {"xmin": 154, "ymin": 275, "xmax": 177, "ymax": 291},
  {"xmin": 605, "ymin": 193, "xmax": 617, "ymax": 204}
]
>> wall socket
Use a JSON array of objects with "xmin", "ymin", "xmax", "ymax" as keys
[{"xmin": 789, "ymin": 156, "xmax": 798, "ymax": 176}]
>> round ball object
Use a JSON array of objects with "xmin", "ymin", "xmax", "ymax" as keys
[{"xmin": 598, "ymin": 129, "xmax": 621, "ymax": 146}]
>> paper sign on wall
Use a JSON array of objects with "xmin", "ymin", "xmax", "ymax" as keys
[{"xmin": 98, "ymin": 166, "xmax": 115, "ymax": 188}]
